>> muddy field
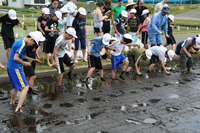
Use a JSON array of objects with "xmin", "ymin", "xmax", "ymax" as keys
[{"xmin": 1, "ymin": 61, "xmax": 200, "ymax": 132}]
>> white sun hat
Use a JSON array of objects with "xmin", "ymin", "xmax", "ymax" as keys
[
  {"xmin": 78, "ymin": 7, "xmax": 87, "ymax": 15},
  {"xmin": 102, "ymin": 33, "xmax": 111, "ymax": 45},
  {"xmin": 124, "ymin": 33, "xmax": 132, "ymax": 40},
  {"xmin": 141, "ymin": 9, "xmax": 149, "ymax": 16},
  {"xmin": 66, "ymin": 27, "xmax": 77, "ymax": 38},
  {"xmin": 126, "ymin": 0, "xmax": 136, "ymax": 7},
  {"xmin": 55, "ymin": 11, "xmax": 62, "ymax": 20},
  {"xmin": 29, "ymin": 32, "xmax": 41, "ymax": 46},
  {"xmin": 130, "ymin": 9, "xmax": 137, "ymax": 14},
  {"xmin": 121, "ymin": 10, "xmax": 128, "ymax": 18},
  {"xmin": 168, "ymin": 50, "xmax": 175, "ymax": 60},
  {"xmin": 42, "ymin": 8, "xmax": 50, "ymax": 14},
  {"xmin": 145, "ymin": 49, "xmax": 152, "ymax": 59},
  {"xmin": 8, "ymin": 9, "xmax": 17, "ymax": 20},
  {"xmin": 34, "ymin": 31, "xmax": 45, "ymax": 42},
  {"xmin": 168, "ymin": 15, "xmax": 174, "ymax": 21}
]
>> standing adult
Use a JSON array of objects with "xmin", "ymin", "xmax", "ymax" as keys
[
  {"xmin": 103, "ymin": 0, "xmax": 112, "ymax": 34},
  {"xmin": 135, "ymin": 0, "xmax": 147, "ymax": 27},
  {"xmin": 148, "ymin": 6, "xmax": 169, "ymax": 47},
  {"xmin": 154, "ymin": 0, "xmax": 168, "ymax": 14},
  {"xmin": 49, "ymin": 0, "xmax": 60, "ymax": 18},
  {"xmin": 126, "ymin": 0, "xmax": 136, "ymax": 21},
  {"xmin": 111, "ymin": 0, "xmax": 126, "ymax": 36},
  {"xmin": 63, "ymin": 0, "xmax": 77, "ymax": 52}
]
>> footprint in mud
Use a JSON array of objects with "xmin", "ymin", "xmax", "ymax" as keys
[
  {"xmin": 141, "ymin": 87, "xmax": 153, "ymax": 91},
  {"xmin": 93, "ymin": 97, "xmax": 101, "ymax": 102},
  {"xmin": 77, "ymin": 98, "xmax": 87, "ymax": 103},
  {"xmin": 60, "ymin": 103, "xmax": 73, "ymax": 108},
  {"xmin": 43, "ymin": 104, "xmax": 52, "ymax": 108},
  {"xmin": 153, "ymin": 84, "xmax": 161, "ymax": 87}
]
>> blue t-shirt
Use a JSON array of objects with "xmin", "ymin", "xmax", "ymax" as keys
[
  {"xmin": 115, "ymin": 18, "xmax": 126, "ymax": 34},
  {"xmin": 72, "ymin": 17, "xmax": 86, "ymax": 39},
  {"xmin": 58, "ymin": 17, "xmax": 67, "ymax": 35},
  {"xmin": 7, "ymin": 39, "xmax": 27, "ymax": 69},
  {"xmin": 90, "ymin": 37, "xmax": 107, "ymax": 57}
]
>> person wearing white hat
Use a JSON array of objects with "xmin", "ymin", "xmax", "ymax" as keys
[
  {"xmin": 0, "ymin": 9, "xmax": 25, "ymax": 60},
  {"xmin": 126, "ymin": 48, "xmax": 152, "ymax": 75},
  {"xmin": 138, "ymin": 9, "xmax": 151, "ymax": 49},
  {"xmin": 135, "ymin": 0, "xmax": 148, "ymax": 27},
  {"xmin": 23, "ymin": 31, "xmax": 45, "ymax": 94},
  {"xmin": 163, "ymin": 15, "xmax": 176, "ymax": 52},
  {"xmin": 114, "ymin": 10, "xmax": 128, "ymax": 40},
  {"xmin": 126, "ymin": 0, "xmax": 136, "ymax": 21},
  {"xmin": 110, "ymin": 33, "xmax": 138, "ymax": 80},
  {"xmin": 154, "ymin": 0, "xmax": 168, "ymax": 14},
  {"xmin": 7, "ymin": 32, "xmax": 40, "ymax": 113},
  {"xmin": 179, "ymin": 37, "xmax": 198, "ymax": 73},
  {"xmin": 37, "ymin": 7, "xmax": 50, "ymax": 58},
  {"xmin": 84, "ymin": 33, "xmax": 115, "ymax": 82},
  {"xmin": 58, "ymin": 7, "xmax": 69, "ymax": 35},
  {"xmin": 53, "ymin": 27, "xmax": 77, "ymax": 86},
  {"xmin": 147, "ymin": 46, "xmax": 174, "ymax": 75},
  {"xmin": 72, "ymin": 7, "xmax": 87, "ymax": 63},
  {"xmin": 127, "ymin": 8, "xmax": 140, "ymax": 49},
  {"xmin": 44, "ymin": 10, "xmax": 62, "ymax": 67}
]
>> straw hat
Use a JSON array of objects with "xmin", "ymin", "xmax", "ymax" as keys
[{"xmin": 126, "ymin": 0, "xmax": 136, "ymax": 7}]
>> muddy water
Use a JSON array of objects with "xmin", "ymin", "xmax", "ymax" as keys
[{"xmin": 1, "ymin": 63, "xmax": 200, "ymax": 132}]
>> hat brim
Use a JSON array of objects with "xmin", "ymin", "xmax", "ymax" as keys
[
  {"xmin": 102, "ymin": 39, "xmax": 109, "ymax": 45},
  {"xmin": 122, "ymin": 14, "xmax": 128, "ymax": 18},
  {"xmin": 80, "ymin": 12, "xmax": 87, "ymax": 15},
  {"xmin": 73, "ymin": 35, "xmax": 77, "ymax": 38},
  {"xmin": 10, "ymin": 16, "xmax": 17, "ymax": 20},
  {"xmin": 126, "ymin": 2, "xmax": 136, "ymax": 7},
  {"xmin": 146, "ymin": 55, "xmax": 151, "ymax": 59},
  {"xmin": 40, "ymin": 37, "xmax": 46, "ymax": 42},
  {"xmin": 163, "ymin": 10, "xmax": 170, "ymax": 13},
  {"xmin": 169, "ymin": 57, "xmax": 172, "ymax": 60}
]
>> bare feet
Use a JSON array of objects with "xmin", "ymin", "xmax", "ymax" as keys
[
  {"xmin": 83, "ymin": 59, "xmax": 88, "ymax": 62},
  {"xmin": 74, "ymin": 60, "xmax": 78, "ymax": 63}
]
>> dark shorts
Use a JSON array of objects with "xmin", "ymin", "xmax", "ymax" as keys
[
  {"xmin": 74, "ymin": 37, "xmax": 86, "ymax": 50},
  {"xmin": 142, "ymin": 31, "xmax": 148, "ymax": 44},
  {"xmin": 150, "ymin": 55, "xmax": 159, "ymax": 64},
  {"xmin": 39, "ymin": 40, "xmax": 45, "ymax": 46},
  {"xmin": 102, "ymin": 53, "xmax": 108, "ymax": 59},
  {"xmin": 94, "ymin": 27, "xmax": 103, "ymax": 34},
  {"xmin": 88, "ymin": 55, "xmax": 103, "ymax": 69},
  {"xmin": 127, "ymin": 52, "xmax": 140, "ymax": 68},
  {"xmin": 44, "ymin": 37, "xmax": 57, "ymax": 53},
  {"xmin": 180, "ymin": 54, "xmax": 193, "ymax": 69},
  {"xmin": 2, "ymin": 36, "xmax": 15, "ymax": 50},
  {"xmin": 56, "ymin": 54, "xmax": 74, "ymax": 74},
  {"xmin": 166, "ymin": 35, "xmax": 176, "ymax": 45},
  {"xmin": 23, "ymin": 61, "xmax": 36, "ymax": 77},
  {"xmin": 103, "ymin": 21, "xmax": 110, "ymax": 34}
]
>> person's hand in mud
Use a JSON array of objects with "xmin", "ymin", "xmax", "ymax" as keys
[{"xmin": 166, "ymin": 71, "xmax": 171, "ymax": 75}]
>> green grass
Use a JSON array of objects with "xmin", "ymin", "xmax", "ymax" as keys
[{"xmin": 172, "ymin": 19, "xmax": 200, "ymax": 25}]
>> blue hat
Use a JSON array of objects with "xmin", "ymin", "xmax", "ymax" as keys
[
  {"xmin": 119, "ymin": 0, "xmax": 123, "ymax": 2},
  {"xmin": 162, "ymin": 6, "xmax": 170, "ymax": 13}
]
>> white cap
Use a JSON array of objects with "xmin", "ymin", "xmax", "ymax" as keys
[
  {"xmin": 102, "ymin": 33, "xmax": 111, "ymax": 45},
  {"xmin": 66, "ymin": 27, "xmax": 77, "ymax": 38},
  {"xmin": 145, "ymin": 49, "xmax": 152, "ymax": 59},
  {"xmin": 141, "ymin": 9, "xmax": 149, "ymax": 16},
  {"xmin": 34, "ymin": 31, "xmax": 45, "ymax": 42},
  {"xmin": 78, "ymin": 7, "xmax": 87, "ymax": 15},
  {"xmin": 130, "ymin": 9, "xmax": 137, "ymax": 14},
  {"xmin": 168, "ymin": 15, "xmax": 174, "ymax": 21},
  {"xmin": 60, "ymin": 7, "xmax": 69, "ymax": 14},
  {"xmin": 124, "ymin": 34, "xmax": 132, "ymax": 40},
  {"xmin": 110, "ymin": 37, "xmax": 117, "ymax": 41},
  {"xmin": 121, "ymin": 10, "xmax": 128, "ymax": 18},
  {"xmin": 42, "ymin": 8, "xmax": 50, "ymax": 14},
  {"xmin": 8, "ymin": 9, "xmax": 17, "ymax": 20},
  {"xmin": 196, "ymin": 37, "xmax": 200, "ymax": 47},
  {"xmin": 168, "ymin": 50, "xmax": 175, "ymax": 60},
  {"xmin": 55, "ymin": 11, "xmax": 62, "ymax": 20},
  {"xmin": 29, "ymin": 32, "xmax": 40, "ymax": 46}
]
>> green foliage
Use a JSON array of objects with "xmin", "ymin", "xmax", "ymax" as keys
[
  {"xmin": 78, "ymin": 72, "xmax": 83, "ymax": 78},
  {"xmin": 124, "ymin": 51, "xmax": 127, "ymax": 57},
  {"xmin": 137, "ymin": 79, "xmax": 141, "ymax": 84},
  {"xmin": 40, "ymin": 56, "xmax": 47, "ymax": 63},
  {"xmin": 69, "ymin": 80, "xmax": 76, "ymax": 86},
  {"xmin": 51, "ymin": 74, "xmax": 55, "ymax": 79},
  {"xmin": 28, "ymin": 58, "xmax": 32, "ymax": 63},
  {"xmin": 24, "ymin": 24, "xmax": 27, "ymax": 30}
]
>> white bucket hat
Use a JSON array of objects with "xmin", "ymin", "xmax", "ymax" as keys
[
  {"xmin": 121, "ymin": 10, "xmax": 128, "ymax": 18},
  {"xmin": 42, "ymin": 8, "xmax": 50, "ymax": 14},
  {"xmin": 168, "ymin": 50, "xmax": 175, "ymax": 60},
  {"xmin": 141, "ymin": 9, "xmax": 149, "ymax": 16},
  {"xmin": 126, "ymin": 0, "xmax": 136, "ymax": 7},
  {"xmin": 8, "ymin": 9, "xmax": 17, "ymax": 20},
  {"xmin": 168, "ymin": 15, "xmax": 174, "ymax": 21},
  {"xmin": 60, "ymin": 7, "xmax": 69, "ymax": 14},
  {"xmin": 55, "ymin": 11, "xmax": 62, "ymax": 20},
  {"xmin": 29, "ymin": 32, "xmax": 40, "ymax": 46},
  {"xmin": 130, "ymin": 9, "xmax": 137, "ymax": 14},
  {"xmin": 66, "ymin": 27, "xmax": 77, "ymax": 38},
  {"xmin": 145, "ymin": 49, "xmax": 152, "ymax": 59},
  {"xmin": 102, "ymin": 33, "xmax": 111, "ymax": 45},
  {"xmin": 124, "ymin": 34, "xmax": 132, "ymax": 40},
  {"xmin": 34, "ymin": 31, "xmax": 45, "ymax": 42},
  {"xmin": 78, "ymin": 7, "xmax": 87, "ymax": 15}
]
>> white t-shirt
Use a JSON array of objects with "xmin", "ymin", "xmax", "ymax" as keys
[
  {"xmin": 110, "ymin": 40, "xmax": 125, "ymax": 56},
  {"xmin": 154, "ymin": 1, "xmax": 168, "ymax": 13},
  {"xmin": 55, "ymin": 34, "xmax": 68, "ymax": 58},
  {"xmin": 64, "ymin": 1, "xmax": 77, "ymax": 26},
  {"xmin": 149, "ymin": 46, "xmax": 167, "ymax": 61}
]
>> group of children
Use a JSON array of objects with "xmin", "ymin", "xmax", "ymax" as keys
[{"xmin": 1, "ymin": 2, "xmax": 200, "ymax": 113}]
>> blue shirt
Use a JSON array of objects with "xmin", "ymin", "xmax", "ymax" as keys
[
  {"xmin": 7, "ymin": 39, "xmax": 27, "ymax": 69},
  {"xmin": 148, "ymin": 12, "xmax": 168, "ymax": 35},
  {"xmin": 115, "ymin": 18, "xmax": 126, "ymax": 34},
  {"xmin": 72, "ymin": 17, "xmax": 86, "ymax": 39},
  {"xmin": 58, "ymin": 17, "xmax": 67, "ymax": 35},
  {"xmin": 90, "ymin": 37, "xmax": 107, "ymax": 57}
]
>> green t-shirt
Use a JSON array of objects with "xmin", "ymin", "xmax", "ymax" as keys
[
  {"xmin": 112, "ymin": 5, "xmax": 126, "ymax": 21},
  {"xmin": 128, "ymin": 47, "xmax": 146, "ymax": 61}
]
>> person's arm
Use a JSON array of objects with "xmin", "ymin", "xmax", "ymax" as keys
[
  {"xmin": 37, "ymin": 22, "xmax": 45, "ymax": 35},
  {"xmin": 135, "ymin": 54, "xmax": 143, "ymax": 75},
  {"xmin": 151, "ymin": 15, "xmax": 161, "ymax": 34},
  {"xmin": 161, "ymin": 60, "xmax": 170, "ymax": 75},
  {"xmin": 64, "ymin": 22, "xmax": 68, "ymax": 32},
  {"xmin": 190, "ymin": 47, "xmax": 197, "ymax": 54},
  {"xmin": 128, "ymin": 43, "xmax": 139, "ymax": 47},
  {"xmin": 140, "ymin": 19, "xmax": 149, "ymax": 30},
  {"xmin": 19, "ymin": 21, "xmax": 24, "ymax": 30},
  {"xmin": 114, "ymin": 20, "xmax": 120, "ymax": 37},
  {"xmin": 183, "ymin": 47, "xmax": 191, "ymax": 58},
  {"xmin": 53, "ymin": 46, "xmax": 58, "ymax": 65},
  {"xmin": 87, "ymin": 41, "xmax": 91, "ymax": 55},
  {"xmin": 163, "ymin": 17, "xmax": 168, "ymax": 36},
  {"xmin": 84, "ymin": 25, "xmax": 87, "ymax": 38},
  {"xmin": 23, "ymin": 55, "xmax": 42, "ymax": 63},
  {"xmin": 14, "ymin": 53, "xmax": 31, "ymax": 67},
  {"xmin": 122, "ymin": 46, "xmax": 125, "ymax": 55},
  {"xmin": 97, "ymin": 10, "xmax": 107, "ymax": 21}
]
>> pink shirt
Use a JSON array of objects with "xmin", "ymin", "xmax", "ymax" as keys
[{"xmin": 141, "ymin": 17, "xmax": 151, "ymax": 32}]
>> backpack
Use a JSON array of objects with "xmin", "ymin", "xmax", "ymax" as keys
[{"xmin": 176, "ymin": 40, "xmax": 186, "ymax": 55}]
